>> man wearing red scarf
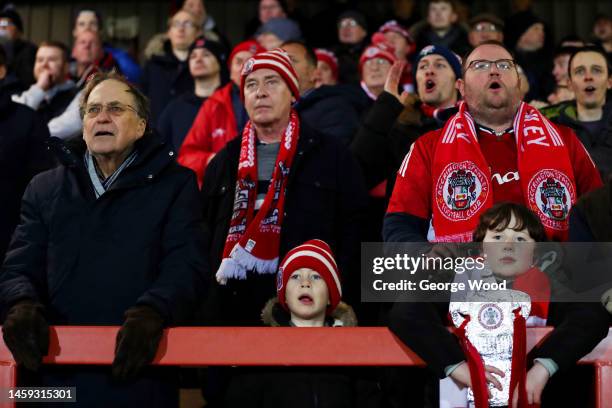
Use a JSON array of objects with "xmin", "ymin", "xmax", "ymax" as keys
[
  {"xmin": 200, "ymin": 48, "xmax": 367, "ymax": 326},
  {"xmin": 385, "ymin": 41, "xmax": 602, "ymax": 243},
  {"xmin": 383, "ymin": 41, "xmax": 605, "ymax": 408}
]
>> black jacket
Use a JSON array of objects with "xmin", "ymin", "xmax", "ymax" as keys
[
  {"xmin": 350, "ymin": 91, "xmax": 451, "ymax": 192},
  {"xmin": 0, "ymin": 132, "xmax": 207, "ymax": 407},
  {"xmin": 157, "ymin": 90, "xmax": 207, "ymax": 150},
  {"xmin": 6, "ymin": 38, "xmax": 37, "ymax": 88},
  {"xmin": 224, "ymin": 299, "xmax": 382, "ymax": 408},
  {"xmin": 415, "ymin": 24, "xmax": 471, "ymax": 57},
  {"xmin": 141, "ymin": 41, "xmax": 194, "ymax": 127},
  {"xmin": 295, "ymin": 85, "xmax": 361, "ymax": 146},
  {"xmin": 0, "ymin": 79, "xmax": 53, "ymax": 263},
  {"xmin": 200, "ymin": 121, "xmax": 368, "ymax": 325},
  {"xmin": 0, "ymin": 132, "xmax": 207, "ymax": 325},
  {"xmin": 570, "ymin": 180, "xmax": 612, "ymax": 242},
  {"xmin": 542, "ymin": 96, "xmax": 612, "ymax": 181}
]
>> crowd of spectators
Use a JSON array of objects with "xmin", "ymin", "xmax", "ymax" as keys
[{"xmin": 0, "ymin": 0, "xmax": 611, "ymax": 407}]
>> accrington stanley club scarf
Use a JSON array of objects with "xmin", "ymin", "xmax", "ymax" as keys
[
  {"xmin": 216, "ymin": 110, "xmax": 300, "ymax": 284},
  {"xmin": 432, "ymin": 101, "xmax": 577, "ymax": 242}
]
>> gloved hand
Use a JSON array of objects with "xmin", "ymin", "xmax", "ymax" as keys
[
  {"xmin": 112, "ymin": 305, "xmax": 165, "ymax": 381},
  {"xmin": 2, "ymin": 299, "xmax": 49, "ymax": 371}
]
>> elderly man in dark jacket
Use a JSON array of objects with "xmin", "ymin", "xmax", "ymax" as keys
[
  {"xmin": 201, "ymin": 49, "xmax": 367, "ymax": 326},
  {"xmin": 0, "ymin": 72, "xmax": 207, "ymax": 407},
  {"xmin": 0, "ymin": 48, "xmax": 52, "ymax": 263}
]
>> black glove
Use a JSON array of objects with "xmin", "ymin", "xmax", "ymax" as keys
[
  {"xmin": 2, "ymin": 299, "xmax": 49, "ymax": 371},
  {"xmin": 112, "ymin": 305, "xmax": 165, "ymax": 381}
]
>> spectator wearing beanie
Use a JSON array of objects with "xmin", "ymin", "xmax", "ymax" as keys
[
  {"xmin": 282, "ymin": 40, "xmax": 360, "ymax": 145},
  {"xmin": 332, "ymin": 10, "xmax": 369, "ymax": 85},
  {"xmin": 314, "ymin": 48, "xmax": 338, "ymax": 87},
  {"xmin": 221, "ymin": 240, "xmax": 384, "ymax": 408},
  {"xmin": 358, "ymin": 42, "xmax": 397, "ymax": 108},
  {"xmin": 414, "ymin": 0, "xmax": 470, "ymax": 59},
  {"xmin": 141, "ymin": 9, "xmax": 200, "ymax": 127},
  {"xmin": 351, "ymin": 44, "xmax": 462, "ymax": 205},
  {"xmin": 179, "ymin": 39, "xmax": 264, "ymax": 187},
  {"xmin": 158, "ymin": 36, "xmax": 228, "ymax": 150},
  {"xmin": 255, "ymin": 17, "xmax": 302, "ymax": 51},
  {"xmin": 200, "ymin": 48, "xmax": 367, "ymax": 327},
  {"xmin": 504, "ymin": 10, "xmax": 555, "ymax": 101},
  {"xmin": 0, "ymin": 7, "xmax": 37, "ymax": 88},
  {"xmin": 373, "ymin": 20, "xmax": 415, "ymax": 93}
]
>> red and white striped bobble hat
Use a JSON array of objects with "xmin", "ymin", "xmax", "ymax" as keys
[
  {"xmin": 240, "ymin": 48, "xmax": 300, "ymax": 101},
  {"xmin": 277, "ymin": 239, "xmax": 342, "ymax": 313}
]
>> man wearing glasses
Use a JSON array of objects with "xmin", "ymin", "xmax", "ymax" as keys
[
  {"xmin": 385, "ymin": 41, "xmax": 607, "ymax": 407},
  {"xmin": 468, "ymin": 13, "xmax": 504, "ymax": 49},
  {"xmin": 142, "ymin": 9, "xmax": 201, "ymax": 126},
  {"xmin": 0, "ymin": 72, "xmax": 206, "ymax": 407},
  {"xmin": 385, "ymin": 41, "xmax": 602, "ymax": 244}
]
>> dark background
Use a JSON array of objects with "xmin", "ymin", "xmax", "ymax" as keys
[{"xmin": 8, "ymin": 0, "xmax": 612, "ymax": 64}]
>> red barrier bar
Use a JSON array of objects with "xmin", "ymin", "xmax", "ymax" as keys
[{"xmin": 1, "ymin": 327, "xmax": 610, "ymax": 407}]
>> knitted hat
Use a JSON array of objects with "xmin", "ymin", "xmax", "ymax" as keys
[
  {"xmin": 229, "ymin": 40, "xmax": 265, "ymax": 68},
  {"xmin": 188, "ymin": 36, "xmax": 229, "ymax": 84},
  {"xmin": 240, "ymin": 48, "xmax": 300, "ymax": 100},
  {"xmin": 314, "ymin": 48, "xmax": 339, "ymax": 80},
  {"xmin": 338, "ymin": 10, "xmax": 368, "ymax": 31},
  {"xmin": 504, "ymin": 11, "xmax": 542, "ymax": 50},
  {"xmin": 276, "ymin": 239, "xmax": 342, "ymax": 313},
  {"xmin": 255, "ymin": 17, "xmax": 302, "ymax": 43},
  {"xmin": 359, "ymin": 42, "xmax": 397, "ymax": 73},
  {"xmin": 378, "ymin": 20, "xmax": 413, "ymax": 42},
  {"xmin": 0, "ymin": 8, "xmax": 23, "ymax": 33},
  {"xmin": 412, "ymin": 45, "xmax": 462, "ymax": 83}
]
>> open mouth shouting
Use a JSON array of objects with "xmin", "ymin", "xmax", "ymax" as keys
[
  {"xmin": 425, "ymin": 79, "xmax": 436, "ymax": 93},
  {"xmin": 298, "ymin": 294, "xmax": 314, "ymax": 306}
]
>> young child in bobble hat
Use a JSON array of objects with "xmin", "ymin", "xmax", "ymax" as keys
[
  {"xmin": 223, "ymin": 240, "xmax": 384, "ymax": 408},
  {"xmin": 266, "ymin": 239, "xmax": 356, "ymax": 327}
]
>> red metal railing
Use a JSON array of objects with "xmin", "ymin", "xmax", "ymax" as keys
[{"xmin": 1, "ymin": 327, "xmax": 611, "ymax": 407}]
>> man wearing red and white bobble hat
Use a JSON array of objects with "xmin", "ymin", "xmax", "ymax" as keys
[{"xmin": 201, "ymin": 48, "xmax": 367, "ymax": 325}]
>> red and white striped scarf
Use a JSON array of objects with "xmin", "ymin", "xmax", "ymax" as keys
[
  {"xmin": 431, "ymin": 101, "xmax": 577, "ymax": 242},
  {"xmin": 216, "ymin": 110, "xmax": 300, "ymax": 284}
]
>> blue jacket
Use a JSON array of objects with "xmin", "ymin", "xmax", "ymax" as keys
[{"xmin": 104, "ymin": 44, "xmax": 142, "ymax": 84}]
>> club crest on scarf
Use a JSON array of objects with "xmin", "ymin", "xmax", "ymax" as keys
[
  {"xmin": 217, "ymin": 110, "xmax": 301, "ymax": 284},
  {"xmin": 436, "ymin": 161, "xmax": 489, "ymax": 220},
  {"xmin": 527, "ymin": 169, "xmax": 575, "ymax": 231}
]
